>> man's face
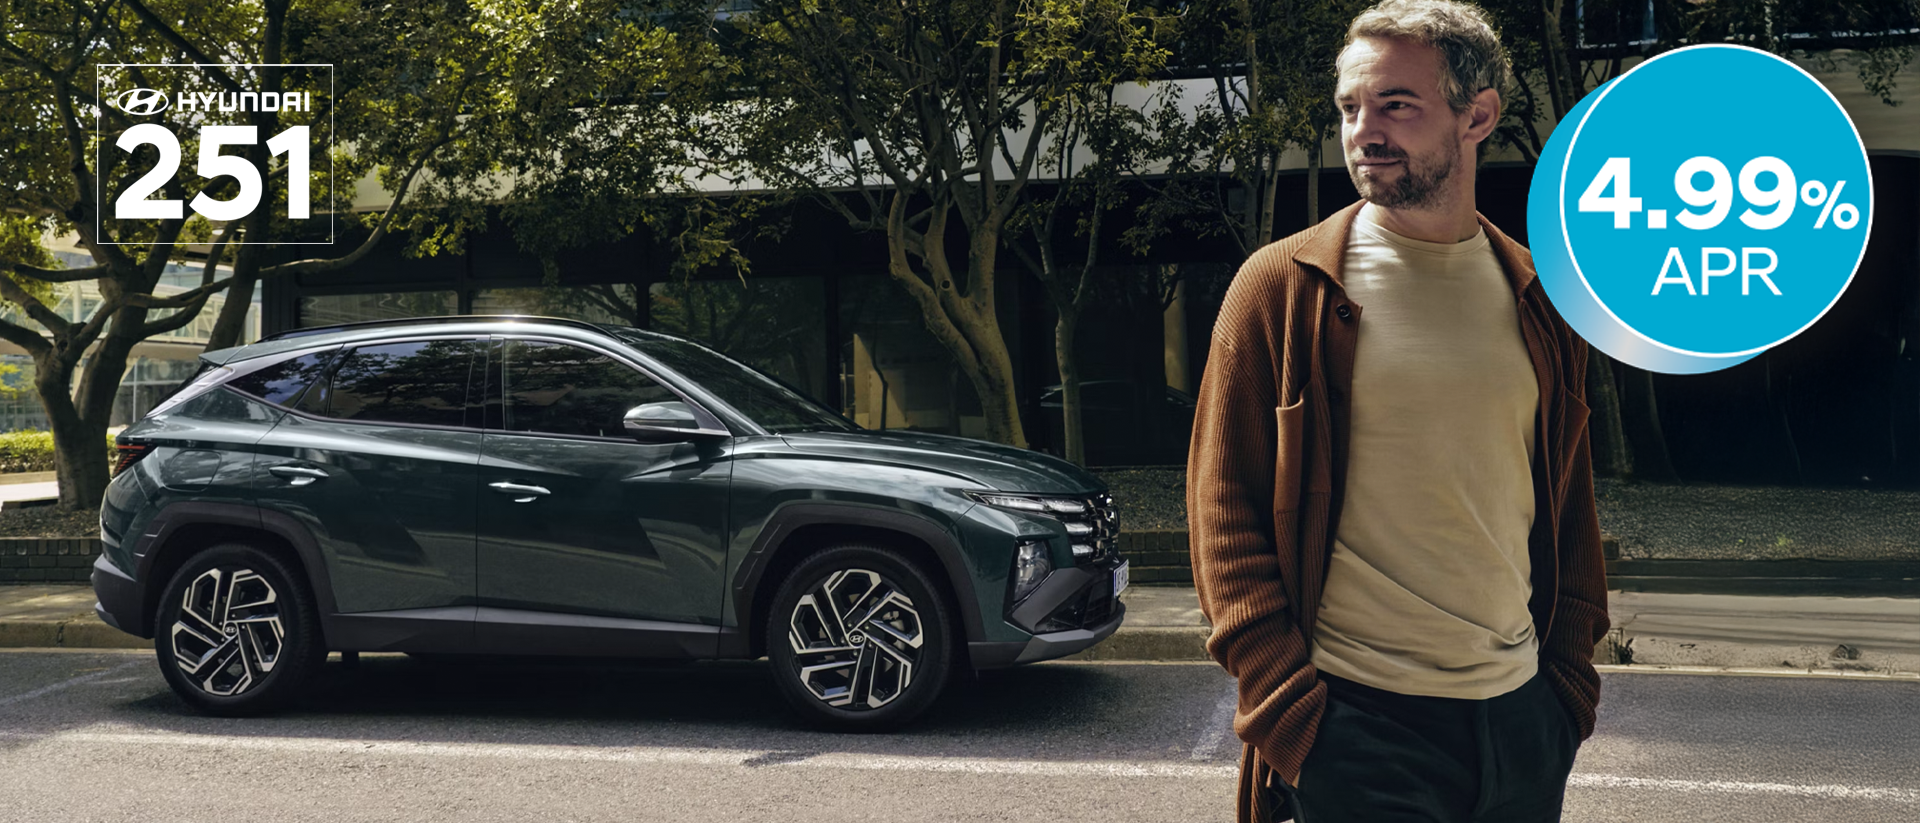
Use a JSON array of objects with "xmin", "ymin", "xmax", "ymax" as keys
[{"xmin": 1336, "ymin": 36, "xmax": 1466, "ymax": 211}]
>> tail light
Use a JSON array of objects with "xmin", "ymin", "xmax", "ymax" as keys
[{"xmin": 111, "ymin": 442, "xmax": 154, "ymax": 477}]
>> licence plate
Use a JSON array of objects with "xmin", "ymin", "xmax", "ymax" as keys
[{"xmin": 1112, "ymin": 560, "xmax": 1130, "ymax": 597}]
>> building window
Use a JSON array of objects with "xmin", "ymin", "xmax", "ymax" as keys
[
  {"xmin": 474, "ymin": 285, "xmax": 647, "ymax": 327},
  {"xmin": 298, "ymin": 291, "xmax": 457, "ymax": 328},
  {"xmin": 649, "ymin": 276, "xmax": 828, "ymax": 403},
  {"xmin": 837, "ymin": 275, "xmax": 983, "ymax": 438}
]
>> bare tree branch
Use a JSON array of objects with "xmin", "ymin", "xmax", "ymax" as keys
[
  {"xmin": 10, "ymin": 262, "xmax": 108, "ymax": 282},
  {"xmin": 258, "ymin": 137, "xmax": 447, "ymax": 277},
  {"xmin": 0, "ymin": 316, "xmax": 52, "ymax": 357},
  {"xmin": 123, "ymin": 276, "xmax": 232, "ymax": 309},
  {"xmin": 0, "ymin": 271, "xmax": 73, "ymax": 336},
  {"xmin": 122, "ymin": 0, "xmax": 243, "ymax": 91}
]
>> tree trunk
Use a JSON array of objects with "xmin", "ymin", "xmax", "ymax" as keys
[
  {"xmin": 205, "ymin": 241, "xmax": 260, "ymax": 350},
  {"xmin": 969, "ymin": 321, "xmax": 1028, "ymax": 448},
  {"xmin": 882, "ymin": 226, "xmax": 1028, "ymax": 449},
  {"xmin": 37, "ymin": 351, "xmax": 116, "ymax": 511},
  {"xmin": 1055, "ymin": 308, "xmax": 1085, "ymax": 465},
  {"xmin": 1585, "ymin": 348, "xmax": 1633, "ymax": 478},
  {"xmin": 1619, "ymin": 364, "xmax": 1678, "ymax": 481}
]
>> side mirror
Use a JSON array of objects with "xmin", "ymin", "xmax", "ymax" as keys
[{"xmin": 623, "ymin": 401, "xmax": 729, "ymax": 442}]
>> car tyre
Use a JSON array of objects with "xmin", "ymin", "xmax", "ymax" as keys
[
  {"xmin": 765, "ymin": 544, "xmax": 956, "ymax": 731},
  {"xmin": 154, "ymin": 543, "xmax": 325, "ymax": 716}
]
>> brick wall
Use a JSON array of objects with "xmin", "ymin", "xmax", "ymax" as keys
[{"xmin": 0, "ymin": 538, "xmax": 102, "ymax": 584}]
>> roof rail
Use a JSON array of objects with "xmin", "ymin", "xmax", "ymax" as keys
[{"xmin": 258, "ymin": 314, "xmax": 610, "ymax": 343}]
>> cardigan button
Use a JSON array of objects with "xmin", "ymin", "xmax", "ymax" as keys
[{"xmin": 1335, "ymin": 304, "xmax": 1353, "ymax": 320}]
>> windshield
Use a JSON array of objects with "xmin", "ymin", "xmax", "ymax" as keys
[{"xmin": 604, "ymin": 327, "xmax": 856, "ymax": 435}]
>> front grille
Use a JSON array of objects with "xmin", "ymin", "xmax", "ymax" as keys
[{"xmin": 1061, "ymin": 492, "xmax": 1118, "ymax": 565}]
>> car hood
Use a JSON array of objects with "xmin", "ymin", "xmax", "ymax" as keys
[{"xmin": 779, "ymin": 430, "xmax": 1104, "ymax": 494}]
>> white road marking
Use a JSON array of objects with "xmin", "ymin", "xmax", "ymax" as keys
[
  {"xmin": 46, "ymin": 731, "xmax": 752, "ymax": 767},
  {"xmin": 31, "ymin": 729, "xmax": 1241, "ymax": 779},
  {"xmin": 799, "ymin": 753, "xmax": 1237, "ymax": 780},
  {"xmin": 0, "ymin": 661, "xmax": 145, "ymax": 709},
  {"xmin": 1189, "ymin": 687, "xmax": 1238, "ymax": 761},
  {"xmin": 12, "ymin": 728, "xmax": 1920, "ymax": 802},
  {"xmin": 1594, "ymin": 664, "xmax": 1920, "ymax": 681},
  {"xmin": 1568, "ymin": 774, "xmax": 1920, "ymax": 804}
]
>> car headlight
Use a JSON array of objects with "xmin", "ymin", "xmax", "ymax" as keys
[
  {"xmin": 1010, "ymin": 540, "xmax": 1053, "ymax": 603},
  {"xmin": 966, "ymin": 492, "xmax": 1089, "ymax": 515},
  {"xmin": 966, "ymin": 491, "xmax": 1109, "ymax": 561}
]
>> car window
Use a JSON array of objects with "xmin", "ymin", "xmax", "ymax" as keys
[
  {"xmin": 323, "ymin": 339, "xmax": 480, "ymax": 428},
  {"xmin": 601, "ymin": 327, "xmax": 855, "ymax": 434},
  {"xmin": 224, "ymin": 349, "xmax": 337, "ymax": 407},
  {"xmin": 497, "ymin": 339, "xmax": 678, "ymax": 438}
]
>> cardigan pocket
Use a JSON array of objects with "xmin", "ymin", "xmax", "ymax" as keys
[
  {"xmin": 1274, "ymin": 394, "xmax": 1307, "ymax": 514},
  {"xmin": 1552, "ymin": 387, "xmax": 1592, "ymax": 503}
]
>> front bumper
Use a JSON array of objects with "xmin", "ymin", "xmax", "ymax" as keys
[
  {"xmin": 92, "ymin": 554, "xmax": 150, "ymax": 639},
  {"xmin": 967, "ymin": 602, "xmax": 1126, "ymax": 669},
  {"xmin": 968, "ymin": 555, "xmax": 1128, "ymax": 669}
]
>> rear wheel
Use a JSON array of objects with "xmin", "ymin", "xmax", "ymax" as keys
[
  {"xmin": 153, "ymin": 543, "xmax": 324, "ymax": 716},
  {"xmin": 765, "ymin": 544, "xmax": 956, "ymax": 730}
]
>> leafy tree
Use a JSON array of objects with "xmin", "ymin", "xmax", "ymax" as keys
[
  {"xmin": 1127, "ymin": 0, "xmax": 1368, "ymax": 264},
  {"xmin": 1002, "ymin": 34, "xmax": 1174, "ymax": 464},
  {"xmin": 1483, "ymin": 0, "xmax": 1920, "ymax": 480},
  {"xmin": 718, "ymin": 0, "xmax": 1166, "ymax": 448},
  {"xmin": 1, "ymin": 0, "xmax": 712, "ymax": 508}
]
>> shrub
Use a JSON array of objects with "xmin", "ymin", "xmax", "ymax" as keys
[{"xmin": 0, "ymin": 430, "xmax": 118, "ymax": 474}]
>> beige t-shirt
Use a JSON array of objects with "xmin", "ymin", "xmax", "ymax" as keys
[{"xmin": 1308, "ymin": 216, "xmax": 1541, "ymax": 699}]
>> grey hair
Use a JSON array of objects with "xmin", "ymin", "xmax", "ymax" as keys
[{"xmin": 1341, "ymin": 0, "xmax": 1512, "ymax": 114}]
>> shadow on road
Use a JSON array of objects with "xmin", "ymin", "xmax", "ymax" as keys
[{"xmin": 91, "ymin": 655, "xmax": 1231, "ymax": 763}]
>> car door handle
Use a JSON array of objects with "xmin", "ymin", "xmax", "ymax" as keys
[
  {"xmin": 269, "ymin": 465, "xmax": 329, "ymax": 487},
  {"xmin": 488, "ymin": 481, "xmax": 550, "ymax": 503}
]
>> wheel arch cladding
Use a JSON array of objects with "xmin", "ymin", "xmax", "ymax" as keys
[
  {"xmin": 747, "ymin": 521, "xmax": 971, "ymax": 659},
  {"xmin": 140, "ymin": 515, "xmax": 323, "ymax": 640}
]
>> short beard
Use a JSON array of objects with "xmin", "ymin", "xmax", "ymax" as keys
[{"xmin": 1349, "ymin": 144, "xmax": 1456, "ymax": 210}]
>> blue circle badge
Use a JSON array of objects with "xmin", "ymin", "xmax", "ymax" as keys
[{"xmin": 1528, "ymin": 45, "xmax": 1873, "ymax": 374}]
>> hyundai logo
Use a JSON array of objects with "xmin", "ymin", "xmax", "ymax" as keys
[{"xmin": 112, "ymin": 88, "xmax": 170, "ymax": 116}]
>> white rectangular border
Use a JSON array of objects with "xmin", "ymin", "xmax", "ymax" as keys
[{"xmin": 94, "ymin": 63, "xmax": 335, "ymax": 246}]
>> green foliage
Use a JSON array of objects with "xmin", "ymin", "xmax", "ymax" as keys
[
  {"xmin": 0, "ymin": 430, "xmax": 115, "ymax": 474},
  {"xmin": 0, "ymin": 216, "xmax": 58, "ymax": 312},
  {"xmin": 1481, "ymin": 0, "xmax": 1918, "ymax": 162}
]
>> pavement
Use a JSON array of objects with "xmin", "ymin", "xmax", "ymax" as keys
[
  {"xmin": 3, "ymin": 581, "xmax": 1914, "ymax": 678},
  {"xmin": 1, "ymin": 649, "xmax": 1916, "ymax": 822},
  {"xmin": 0, "ymin": 470, "xmax": 59, "ymax": 508}
]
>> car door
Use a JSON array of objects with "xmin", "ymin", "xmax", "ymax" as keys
[
  {"xmin": 252, "ymin": 337, "xmax": 486, "ymax": 636},
  {"xmin": 473, "ymin": 336, "xmax": 733, "ymax": 653}
]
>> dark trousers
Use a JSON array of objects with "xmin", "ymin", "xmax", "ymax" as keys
[{"xmin": 1272, "ymin": 667, "xmax": 1581, "ymax": 823}]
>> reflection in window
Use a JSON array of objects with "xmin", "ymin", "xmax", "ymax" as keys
[
  {"xmin": 324, "ymin": 340, "xmax": 478, "ymax": 427},
  {"xmin": 650, "ymin": 277, "xmax": 827, "ymax": 403},
  {"xmin": 607, "ymin": 330, "xmax": 852, "ymax": 434},
  {"xmin": 298, "ymin": 291, "xmax": 457, "ymax": 328},
  {"xmin": 225, "ymin": 350, "xmax": 338, "ymax": 407},
  {"xmin": 497, "ymin": 340, "xmax": 678, "ymax": 438}
]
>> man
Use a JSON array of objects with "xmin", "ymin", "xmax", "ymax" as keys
[{"xmin": 1186, "ymin": 1, "xmax": 1609, "ymax": 821}]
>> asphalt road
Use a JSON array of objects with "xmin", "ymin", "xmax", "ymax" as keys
[{"xmin": 0, "ymin": 650, "xmax": 1914, "ymax": 822}]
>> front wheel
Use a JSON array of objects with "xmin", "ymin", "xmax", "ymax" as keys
[
  {"xmin": 153, "ymin": 543, "xmax": 324, "ymax": 716},
  {"xmin": 765, "ymin": 545, "xmax": 957, "ymax": 730}
]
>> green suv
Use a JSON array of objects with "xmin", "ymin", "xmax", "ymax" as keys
[{"xmin": 92, "ymin": 316, "xmax": 1128, "ymax": 728}]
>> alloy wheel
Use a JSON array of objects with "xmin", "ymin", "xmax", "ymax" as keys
[
  {"xmin": 786, "ymin": 568, "xmax": 924, "ymax": 710},
  {"xmin": 169, "ymin": 567, "xmax": 285, "ymax": 696}
]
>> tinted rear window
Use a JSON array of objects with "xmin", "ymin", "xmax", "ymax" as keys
[
  {"xmin": 224, "ymin": 349, "xmax": 337, "ymax": 407},
  {"xmin": 324, "ymin": 339, "xmax": 479, "ymax": 427}
]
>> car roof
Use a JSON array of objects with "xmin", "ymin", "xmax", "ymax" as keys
[{"xmin": 203, "ymin": 315, "xmax": 678, "ymax": 365}]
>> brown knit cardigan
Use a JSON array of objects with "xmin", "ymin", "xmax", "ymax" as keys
[{"xmin": 1186, "ymin": 201, "xmax": 1610, "ymax": 821}]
